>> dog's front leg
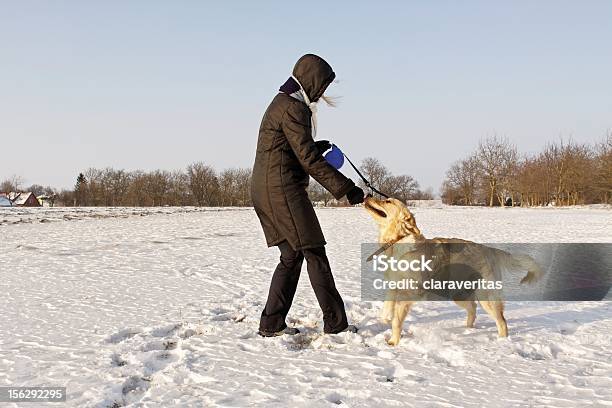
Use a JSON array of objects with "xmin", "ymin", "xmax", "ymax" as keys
[
  {"xmin": 381, "ymin": 286, "xmax": 398, "ymax": 323},
  {"xmin": 381, "ymin": 298, "xmax": 395, "ymax": 324},
  {"xmin": 387, "ymin": 301, "xmax": 411, "ymax": 346}
]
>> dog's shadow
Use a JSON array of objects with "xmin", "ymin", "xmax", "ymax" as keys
[
  {"xmin": 365, "ymin": 302, "xmax": 610, "ymax": 340},
  {"xmin": 503, "ymin": 302, "xmax": 610, "ymax": 337},
  {"xmin": 356, "ymin": 302, "xmax": 581, "ymax": 337}
]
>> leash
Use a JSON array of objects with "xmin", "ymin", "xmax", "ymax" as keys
[
  {"xmin": 340, "ymin": 149, "xmax": 391, "ymax": 199},
  {"xmin": 332, "ymin": 146, "xmax": 393, "ymax": 261},
  {"xmin": 366, "ymin": 239, "xmax": 400, "ymax": 262}
]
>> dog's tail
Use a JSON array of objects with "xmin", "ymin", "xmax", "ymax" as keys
[{"xmin": 510, "ymin": 253, "xmax": 544, "ymax": 284}]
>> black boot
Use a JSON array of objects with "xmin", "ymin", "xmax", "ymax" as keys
[
  {"xmin": 342, "ymin": 324, "xmax": 358, "ymax": 333},
  {"xmin": 327, "ymin": 324, "xmax": 358, "ymax": 334},
  {"xmin": 258, "ymin": 327, "xmax": 301, "ymax": 337}
]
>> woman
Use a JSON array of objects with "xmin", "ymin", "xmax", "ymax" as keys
[{"xmin": 251, "ymin": 54, "xmax": 364, "ymax": 337}]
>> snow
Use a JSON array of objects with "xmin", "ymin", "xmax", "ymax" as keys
[
  {"xmin": 0, "ymin": 206, "xmax": 237, "ymax": 226},
  {"xmin": 1, "ymin": 206, "xmax": 610, "ymax": 407}
]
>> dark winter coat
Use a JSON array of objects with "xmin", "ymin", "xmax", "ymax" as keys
[{"xmin": 251, "ymin": 54, "xmax": 355, "ymax": 250}]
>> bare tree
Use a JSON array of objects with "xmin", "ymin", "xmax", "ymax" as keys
[
  {"xmin": 593, "ymin": 132, "xmax": 612, "ymax": 204},
  {"xmin": 215, "ymin": 168, "xmax": 253, "ymax": 206},
  {"xmin": 126, "ymin": 171, "xmax": 149, "ymax": 206},
  {"xmin": 383, "ymin": 174, "xmax": 419, "ymax": 202},
  {"xmin": 25, "ymin": 184, "xmax": 45, "ymax": 196},
  {"xmin": 144, "ymin": 170, "xmax": 172, "ymax": 206},
  {"xmin": 358, "ymin": 157, "xmax": 423, "ymax": 202},
  {"xmin": 359, "ymin": 157, "xmax": 390, "ymax": 192},
  {"xmin": 413, "ymin": 187, "xmax": 434, "ymax": 200},
  {"xmin": 84, "ymin": 168, "xmax": 104, "ymax": 206},
  {"xmin": 0, "ymin": 175, "xmax": 24, "ymax": 192},
  {"xmin": 541, "ymin": 140, "xmax": 566, "ymax": 205},
  {"xmin": 477, "ymin": 136, "xmax": 517, "ymax": 206},
  {"xmin": 58, "ymin": 189, "xmax": 75, "ymax": 207},
  {"xmin": 445, "ymin": 154, "xmax": 481, "ymax": 205},
  {"xmin": 440, "ymin": 180, "xmax": 458, "ymax": 204},
  {"xmin": 308, "ymin": 179, "xmax": 334, "ymax": 206},
  {"xmin": 167, "ymin": 170, "xmax": 191, "ymax": 206},
  {"xmin": 234, "ymin": 168, "xmax": 252, "ymax": 206},
  {"xmin": 186, "ymin": 162, "xmax": 219, "ymax": 206},
  {"xmin": 515, "ymin": 155, "xmax": 545, "ymax": 206},
  {"xmin": 538, "ymin": 138, "xmax": 595, "ymax": 206},
  {"xmin": 218, "ymin": 168, "xmax": 239, "ymax": 206},
  {"xmin": 563, "ymin": 142, "xmax": 594, "ymax": 205},
  {"xmin": 107, "ymin": 169, "xmax": 131, "ymax": 206}
]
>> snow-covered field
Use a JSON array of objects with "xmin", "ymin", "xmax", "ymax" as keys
[{"xmin": 1, "ymin": 206, "xmax": 611, "ymax": 407}]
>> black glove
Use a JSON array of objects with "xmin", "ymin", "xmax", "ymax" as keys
[
  {"xmin": 346, "ymin": 186, "xmax": 365, "ymax": 205},
  {"xmin": 315, "ymin": 140, "xmax": 332, "ymax": 153}
]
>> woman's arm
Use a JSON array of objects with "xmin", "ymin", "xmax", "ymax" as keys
[{"xmin": 282, "ymin": 102, "xmax": 354, "ymax": 199}]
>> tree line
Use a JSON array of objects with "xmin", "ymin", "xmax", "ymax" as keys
[
  {"xmin": 2, "ymin": 157, "xmax": 431, "ymax": 207},
  {"xmin": 69, "ymin": 164, "xmax": 252, "ymax": 207},
  {"xmin": 3, "ymin": 134, "xmax": 609, "ymax": 208},
  {"xmin": 441, "ymin": 133, "xmax": 611, "ymax": 206},
  {"xmin": 66, "ymin": 158, "xmax": 430, "ymax": 207}
]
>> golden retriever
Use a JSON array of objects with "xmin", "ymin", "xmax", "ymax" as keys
[{"xmin": 363, "ymin": 196, "xmax": 543, "ymax": 346}]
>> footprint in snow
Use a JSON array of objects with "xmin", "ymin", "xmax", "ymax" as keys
[
  {"xmin": 325, "ymin": 392, "xmax": 345, "ymax": 405},
  {"xmin": 110, "ymin": 353, "xmax": 127, "ymax": 367},
  {"xmin": 141, "ymin": 339, "xmax": 178, "ymax": 352},
  {"xmin": 237, "ymin": 342, "xmax": 262, "ymax": 353},
  {"xmin": 375, "ymin": 365, "xmax": 427, "ymax": 384},
  {"xmin": 119, "ymin": 375, "xmax": 151, "ymax": 405},
  {"xmin": 103, "ymin": 323, "xmax": 204, "ymax": 407},
  {"xmin": 108, "ymin": 328, "xmax": 143, "ymax": 344},
  {"xmin": 204, "ymin": 306, "xmax": 246, "ymax": 322},
  {"xmin": 150, "ymin": 323, "xmax": 181, "ymax": 337},
  {"xmin": 558, "ymin": 321, "xmax": 580, "ymax": 335}
]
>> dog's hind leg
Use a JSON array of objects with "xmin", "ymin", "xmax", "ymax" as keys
[
  {"xmin": 387, "ymin": 301, "xmax": 412, "ymax": 346},
  {"xmin": 479, "ymin": 300, "xmax": 508, "ymax": 337},
  {"xmin": 454, "ymin": 300, "xmax": 477, "ymax": 328}
]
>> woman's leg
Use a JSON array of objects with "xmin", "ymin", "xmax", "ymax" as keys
[
  {"xmin": 303, "ymin": 246, "xmax": 348, "ymax": 333},
  {"xmin": 259, "ymin": 241, "xmax": 304, "ymax": 333}
]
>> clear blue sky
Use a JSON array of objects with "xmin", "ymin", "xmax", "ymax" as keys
[{"xmin": 1, "ymin": 1, "xmax": 610, "ymax": 193}]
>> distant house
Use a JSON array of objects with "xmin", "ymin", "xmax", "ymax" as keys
[
  {"xmin": 8, "ymin": 192, "xmax": 41, "ymax": 207},
  {"xmin": 0, "ymin": 193, "xmax": 11, "ymax": 207},
  {"xmin": 37, "ymin": 195, "xmax": 56, "ymax": 207}
]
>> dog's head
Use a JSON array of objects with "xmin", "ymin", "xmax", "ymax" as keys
[{"xmin": 364, "ymin": 196, "xmax": 422, "ymax": 243}]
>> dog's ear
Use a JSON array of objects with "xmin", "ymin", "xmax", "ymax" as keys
[{"xmin": 399, "ymin": 208, "xmax": 421, "ymax": 237}]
